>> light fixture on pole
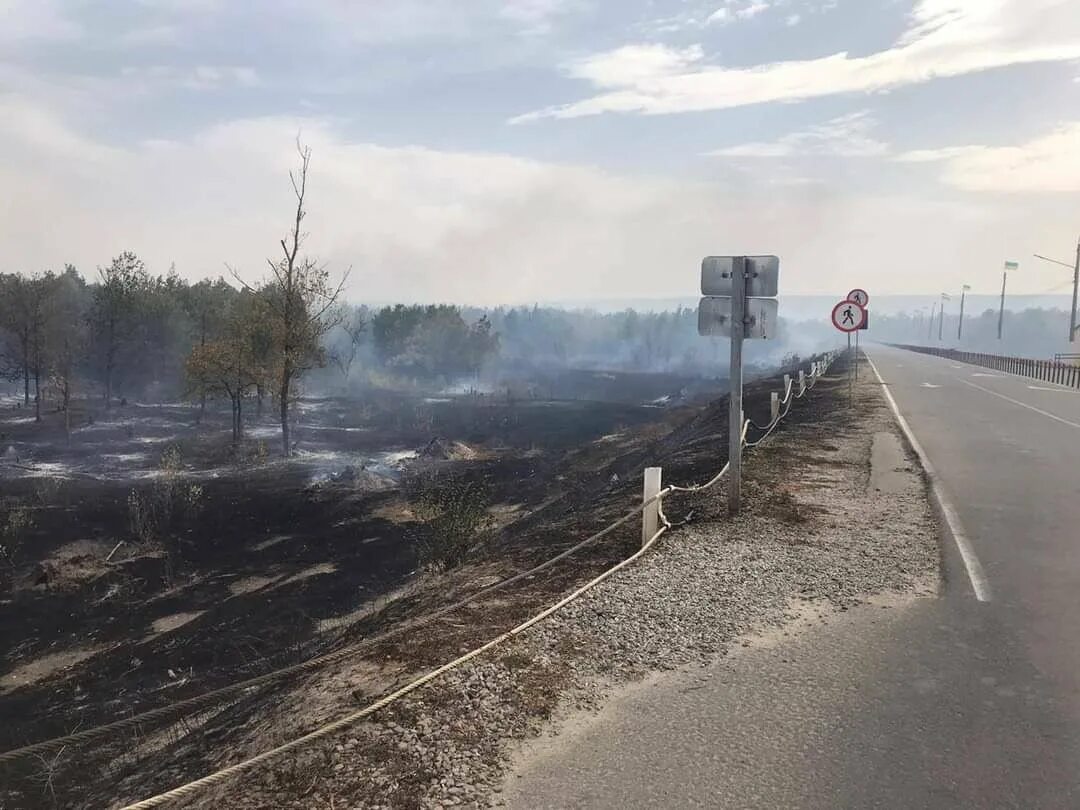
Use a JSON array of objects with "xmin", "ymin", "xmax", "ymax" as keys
[
  {"xmin": 998, "ymin": 260, "xmax": 1018, "ymax": 340},
  {"xmin": 1034, "ymin": 240, "xmax": 1080, "ymax": 343},
  {"xmin": 958, "ymin": 284, "xmax": 971, "ymax": 340}
]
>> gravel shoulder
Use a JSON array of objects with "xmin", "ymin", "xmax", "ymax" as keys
[{"xmin": 122, "ymin": 357, "xmax": 939, "ymax": 809}]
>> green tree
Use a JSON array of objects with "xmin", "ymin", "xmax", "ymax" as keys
[
  {"xmin": 91, "ymin": 252, "xmax": 149, "ymax": 408},
  {"xmin": 180, "ymin": 277, "xmax": 239, "ymax": 419},
  {"xmin": 45, "ymin": 266, "xmax": 89, "ymax": 437},
  {"xmin": 329, "ymin": 306, "xmax": 367, "ymax": 384},
  {"xmin": 0, "ymin": 273, "xmax": 35, "ymax": 405},
  {"xmin": 185, "ymin": 293, "xmax": 269, "ymax": 442}
]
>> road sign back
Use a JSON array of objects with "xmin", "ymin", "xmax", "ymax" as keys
[
  {"xmin": 847, "ymin": 288, "xmax": 869, "ymax": 307},
  {"xmin": 831, "ymin": 300, "xmax": 864, "ymax": 333},
  {"xmin": 701, "ymin": 256, "xmax": 779, "ymax": 298},
  {"xmin": 698, "ymin": 296, "xmax": 778, "ymax": 339}
]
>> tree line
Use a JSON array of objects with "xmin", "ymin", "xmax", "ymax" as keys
[
  {"xmin": 0, "ymin": 261, "xmax": 502, "ymax": 451},
  {"xmin": 862, "ymin": 306, "xmax": 1075, "ymax": 358},
  {"xmin": 0, "ymin": 142, "xmax": 499, "ymax": 455}
]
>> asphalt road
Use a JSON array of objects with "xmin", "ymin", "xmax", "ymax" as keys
[{"xmin": 503, "ymin": 345, "xmax": 1080, "ymax": 809}]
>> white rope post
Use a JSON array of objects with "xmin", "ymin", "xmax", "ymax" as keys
[
  {"xmin": 783, "ymin": 373, "xmax": 791, "ymax": 396},
  {"xmin": 770, "ymin": 391, "xmax": 779, "ymax": 423},
  {"xmin": 799, "ymin": 369, "xmax": 806, "ymax": 395},
  {"xmin": 642, "ymin": 467, "xmax": 662, "ymax": 548}
]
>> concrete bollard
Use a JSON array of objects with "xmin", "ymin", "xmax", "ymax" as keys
[
  {"xmin": 799, "ymin": 370, "xmax": 806, "ymax": 395},
  {"xmin": 783, "ymin": 373, "xmax": 792, "ymax": 397},
  {"xmin": 770, "ymin": 391, "xmax": 779, "ymax": 423},
  {"xmin": 642, "ymin": 467, "xmax": 662, "ymax": 548}
]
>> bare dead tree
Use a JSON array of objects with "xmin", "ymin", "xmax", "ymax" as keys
[{"xmin": 230, "ymin": 138, "xmax": 349, "ymax": 456}]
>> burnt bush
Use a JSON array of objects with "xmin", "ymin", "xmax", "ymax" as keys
[
  {"xmin": 126, "ymin": 445, "xmax": 205, "ymax": 585},
  {"xmin": 411, "ymin": 476, "xmax": 491, "ymax": 571}
]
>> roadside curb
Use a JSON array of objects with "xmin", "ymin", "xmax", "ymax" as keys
[{"xmin": 863, "ymin": 350, "xmax": 990, "ymax": 602}]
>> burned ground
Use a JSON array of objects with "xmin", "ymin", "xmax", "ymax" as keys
[{"xmin": 0, "ymin": 363, "xmax": 810, "ymax": 809}]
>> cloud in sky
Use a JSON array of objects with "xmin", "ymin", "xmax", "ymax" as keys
[
  {"xmin": 1, "ymin": 0, "xmax": 1079, "ymax": 301},
  {"xmin": 512, "ymin": 0, "xmax": 1080, "ymax": 121},
  {"xmin": 118, "ymin": 64, "xmax": 260, "ymax": 91},
  {"xmin": 707, "ymin": 1, "xmax": 771, "ymax": 25},
  {"xmin": 709, "ymin": 111, "xmax": 890, "ymax": 157},
  {"xmin": 1, "ymin": 96, "xmax": 1074, "ymax": 301},
  {"xmin": 896, "ymin": 122, "xmax": 1080, "ymax": 192},
  {"xmin": 0, "ymin": 0, "xmax": 80, "ymax": 43}
]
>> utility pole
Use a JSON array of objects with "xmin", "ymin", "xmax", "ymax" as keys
[
  {"xmin": 958, "ymin": 284, "xmax": 970, "ymax": 340},
  {"xmin": 928, "ymin": 301, "xmax": 936, "ymax": 342}
]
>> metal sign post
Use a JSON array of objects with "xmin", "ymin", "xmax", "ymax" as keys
[
  {"xmin": 832, "ymin": 299, "xmax": 864, "ymax": 409},
  {"xmin": 846, "ymin": 289, "xmax": 870, "ymax": 382},
  {"xmin": 728, "ymin": 257, "xmax": 746, "ymax": 515},
  {"xmin": 847, "ymin": 333, "xmax": 852, "ymax": 405},
  {"xmin": 698, "ymin": 255, "xmax": 779, "ymax": 516}
]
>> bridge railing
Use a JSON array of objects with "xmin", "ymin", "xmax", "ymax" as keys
[{"xmin": 889, "ymin": 344, "xmax": 1080, "ymax": 389}]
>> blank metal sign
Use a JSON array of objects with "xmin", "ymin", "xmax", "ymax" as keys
[
  {"xmin": 697, "ymin": 296, "xmax": 779, "ymax": 339},
  {"xmin": 700, "ymin": 256, "xmax": 780, "ymax": 298}
]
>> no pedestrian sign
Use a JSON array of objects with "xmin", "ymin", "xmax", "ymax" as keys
[
  {"xmin": 846, "ymin": 288, "xmax": 869, "ymax": 307},
  {"xmin": 832, "ymin": 300, "xmax": 865, "ymax": 333}
]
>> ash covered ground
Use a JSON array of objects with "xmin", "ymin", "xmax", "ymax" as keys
[{"xmin": 0, "ymin": 363, "xmax": 798, "ymax": 809}]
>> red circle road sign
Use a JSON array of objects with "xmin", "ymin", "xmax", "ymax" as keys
[
  {"xmin": 832, "ymin": 300, "xmax": 865, "ymax": 333},
  {"xmin": 846, "ymin": 288, "xmax": 869, "ymax": 307}
]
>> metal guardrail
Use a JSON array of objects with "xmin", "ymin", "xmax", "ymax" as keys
[{"xmin": 890, "ymin": 345, "xmax": 1080, "ymax": 389}]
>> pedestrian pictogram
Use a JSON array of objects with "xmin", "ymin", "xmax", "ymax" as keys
[
  {"xmin": 832, "ymin": 300, "xmax": 864, "ymax": 333},
  {"xmin": 847, "ymin": 288, "xmax": 869, "ymax": 307}
]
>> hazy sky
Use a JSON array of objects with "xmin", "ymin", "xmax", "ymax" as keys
[{"xmin": 2, "ymin": 0, "xmax": 1079, "ymax": 304}]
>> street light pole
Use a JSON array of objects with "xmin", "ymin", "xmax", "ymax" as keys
[
  {"xmin": 938, "ymin": 293, "xmax": 947, "ymax": 341},
  {"xmin": 1072, "ymin": 237, "xmax": 1079, "ymax": 343},
  {"xmin": 997, "ymin": 267, "xmax": 1007, "ymax": 340},
  {"xmin": 928, "ymin": 301, "xmax": 936, "ymax": 342},
  {"xmin": 958, "ymin": 284, "xmax": 970, "ymax": 340},
  {"xmin": 1033, "ymin": 244, "xmax": 1079, "ymax": 343}
]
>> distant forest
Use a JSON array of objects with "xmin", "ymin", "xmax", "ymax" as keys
[
  {"xmin": 5, "ymin": 259, "xmax": 1072, "ymax": 431},
  {"xmin": 0, "ymin": 258, "xmax": 833, "ymax": 413},
  {"xmin": 864, "ymin": 307, "xmax": 1076, "ymax": 358}
]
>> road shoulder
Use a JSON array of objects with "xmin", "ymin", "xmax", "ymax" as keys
[
  {"xmin": 496, "ymin": 361, "xmax": 939, "ymax": 808},
  {"xmin": 175, "ymin": 360, "xmax": 941, "ymax": 810}
]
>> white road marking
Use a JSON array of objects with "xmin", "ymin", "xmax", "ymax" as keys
[
  {"xmin": 950, "ymin": 364, "xmax": 964, "ymax": 369},
  {"xmin": 866, "ymin": 352, "xmax": 991, "ymax": 602},
  {"xmin": 920, "ymin": 383, "xmax": 941, "ymax": 388},
  {"xmin": 1027, "ymin": 385, "xmax": 1079, "ymax": 393},
  {"xmin": 962, "ymin": 380, "xmax": 1080, "ymax": 430},
  {"xmin": 972, "ymin": 372, "xmax": 1003, "ymax": 377}
]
